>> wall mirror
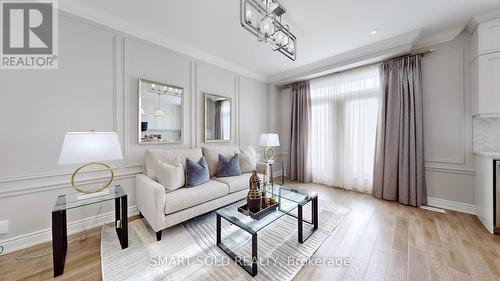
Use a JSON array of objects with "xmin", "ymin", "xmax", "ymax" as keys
[
  {"xmin": 138, "ymin": 78, "xmax": 183, "ymax": 144},
  {"xmin": 204, "ymin": 93, "xmax": 231, "ymax": 142}
]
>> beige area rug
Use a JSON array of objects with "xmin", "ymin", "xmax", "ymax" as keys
[{"xmin": 101, "ymin": 199, "xmax": 349, "ymax": 281}]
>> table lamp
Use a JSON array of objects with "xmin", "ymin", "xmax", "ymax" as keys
[
  {"xmin": 259, "ymin": 133, "xmax": 280, "ymax": 162},
  {"xmin": 59, "ymin": 131, "xmax": 123, "ymax": 199}
]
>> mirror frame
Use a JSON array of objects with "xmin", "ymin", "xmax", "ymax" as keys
[
  {"xmin": 204, "ymin": 93, "xmax": 232, "ymax": 143},
  {"xmin": 138, "ymin": 78, "xmax": 184, "ymax": 145}
]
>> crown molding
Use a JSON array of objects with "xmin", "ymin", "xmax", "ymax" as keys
[
  {"xmin": 268, "ymin": 30, "xmax": 421, "ymax": 85},
  {"xmin": 56, "ymin": 1, "xmax": 495, "ymax": 84},
  {"xmin": 413, "ymin": 26, "xmax": 465, "ymax": 49},
  {"xmin": 466, "ymin": 8, "xmax": 500, "ymax": 33},
  {"xmin": 58, "ymin": 1, "xmax": 267, "ymax": 82}
]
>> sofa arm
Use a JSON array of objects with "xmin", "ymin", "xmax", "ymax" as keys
[
  {"xmin": 135, "ymin": 174, "xmax": 165, "ymax": 232},
  {"xmin": 256, "ymin": 163, "xmax": 269, "ymax": 176}
]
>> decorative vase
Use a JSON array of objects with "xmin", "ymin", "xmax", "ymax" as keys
[{"xmin": 247, "ymin": 170, "xmax": 262, "ymax": 213}]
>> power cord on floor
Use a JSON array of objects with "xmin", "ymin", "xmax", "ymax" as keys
[
  {"xmin": 80, "ymin": 204, "xmax": 103, "ymax": 242},
  {"xmin": 15, "ymin": 247, "xmax": 53, "ymax": 260},
  {"xmin": 15, "ymin": 204, "xmax": 104, "ymax": 261}
]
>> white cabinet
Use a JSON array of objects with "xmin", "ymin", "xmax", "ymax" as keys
[
  {"xmin": 471, "ymin": 58, "xmax": 479, "ymax": 114},
  {"xmin": 477, "ymin": 18, "xmax": 500, "ymax": 55},
  {"xmin": 475, "ymin": 53, "xmax": 500, "ymax": 114},
  {"xmin": 471, "ymin": 18, "xmax": 500, "ymax": 115},
  {"xmin": 475, "ymin": 155, "xmax": 494, "ymax": 233},
  {"xmin": 475, "ymin": 155, "xmax": 495, "ymax": 233}
]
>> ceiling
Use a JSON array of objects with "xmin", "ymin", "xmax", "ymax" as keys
[{"xmin": 62, "ymin": 0, "xmax": 500, "ymax": 81}]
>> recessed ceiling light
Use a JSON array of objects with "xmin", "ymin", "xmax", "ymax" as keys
[
  {"xmin": 283, "ymin": 62, "xmax": 288, "ymax": 66},
  {"xmin": 371, "ymin": 29, "xmax": 380, "ymax": 35}
]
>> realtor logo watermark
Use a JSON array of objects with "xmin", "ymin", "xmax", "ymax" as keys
[{"xmin": 1, "ymin": 0, "xmax": 58, "ymax": 69}]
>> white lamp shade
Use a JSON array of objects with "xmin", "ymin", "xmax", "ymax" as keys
[
  {"xmin": 59, "ymin": 132, "xmax": 123, "ymax": 165},
  {"xmin": 259, "ymin": 133, "xmax": 280, "ymax": 147}
]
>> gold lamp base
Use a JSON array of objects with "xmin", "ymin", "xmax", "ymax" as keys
[
  {"xmin": 264, "ymin": 147, "xmax": 275, "ymax": 162},
  {"xmin": 71, "ymin": 162, "xmax": 114, "ymax": 194}
]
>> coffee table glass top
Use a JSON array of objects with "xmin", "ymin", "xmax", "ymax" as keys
[
  {"xmin": 53, "ymin": 185, "xmax": 126, "ymax": 212},
  {"xmin": 216, "ymin": 184, "xmax": 317, "ymax": 234},
  {"xmin": 266, "ymin": 184, "xmax": 317, "ymax": 205}
]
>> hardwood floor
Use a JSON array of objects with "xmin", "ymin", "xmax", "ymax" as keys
[{"xmin": 1, "ymin": 182, "xmax": 499, "ymax": 281}]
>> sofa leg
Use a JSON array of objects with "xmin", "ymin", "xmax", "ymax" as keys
[{"xmin": 156, "ymin": 231, "xmax": 162, "ymax": 241}]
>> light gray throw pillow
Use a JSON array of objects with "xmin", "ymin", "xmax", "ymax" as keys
[
  {"xmin": 157, "ymin": 157, "xmax": 185, "ymax": 192},
  {"xmin": 238, "ymin": 147, "xmax": 256, "ymax": 173}
]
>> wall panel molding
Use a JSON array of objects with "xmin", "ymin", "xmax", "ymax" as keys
[
  {"xmin": 190, "ymin": 60, "xmax": 197, "ymax": 148},
  {"xmin": 423, "ymin": 47, "xmax": 467, "ymax": 165},
  {"xmin": 0, "ymin": 11, "xmax": 268, "ymax": 248},
  {"xmin": 123, "ymin": 38, "xmax": 130, "ymax": 162},
  {"xmin": 112, "ymin": 35, "xmax": 118, "ymax": 131},
  {"xmin": 0, "ymin": 165, "xmax": 142, "ymax": 199},
  {"xmin": 424, "ymin": 166, "xmax": 475, "ymax": 176},
  {"xmin": 235, "ymin": 75, "xmax": 240, "ymax": 145}
]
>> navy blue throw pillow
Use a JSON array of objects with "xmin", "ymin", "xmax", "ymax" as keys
[
  {"xmin": 185, "ymin": 156, "xmax": 210, "ymax": 187},
  {"xmin": 216, "ymin": 154, "xmax": 242, "ymax": 177}
]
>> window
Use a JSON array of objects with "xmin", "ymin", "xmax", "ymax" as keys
[{"xmin": 309, "ymin": 65, "xmax": 380, "ymax": 192}]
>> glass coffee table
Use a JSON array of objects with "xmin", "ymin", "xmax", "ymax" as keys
[
  {"xmin": 51, "ymin": 185, "xmax": 128, "ymax": 277},
  {"xmin": 216, "ymin": 184, "xmax": 318, "ymax": 276}
]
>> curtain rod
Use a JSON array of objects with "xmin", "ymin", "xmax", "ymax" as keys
[{"xmin": 281, "ymin": 48, "xmax": 435, "ymax": 89}]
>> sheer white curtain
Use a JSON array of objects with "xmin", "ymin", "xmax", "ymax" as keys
[{"xmin": 309, "ymin": 65, "xmax": 380, "ymax": 192}]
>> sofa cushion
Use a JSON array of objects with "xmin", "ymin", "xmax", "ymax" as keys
[
  {"xmin": 164, "ymin": 180, "xmax": 229, "ymax": 214},
  {"xmin": 238, "ymin": 147, "xmax": 257, "ymax": 173},
  {"xmin": 217, "ymin": 154, "xmax": 242, "ymax": 177},
  {"xmin": 157, "ymin": 157, "xmax": 185, "ymax": 192},
  {"xmin": 186, "ymin": 157, "xmax": 210, "ymax": 187},
  {"xmin": 202, "ymin": 145, "xmax": 241, "ymax": 177},
  {"xmin": 213, "ymin": 172, "xmax": 264, "ymax": 193},
  {"xmin": 145, "ymin": 148, "xmax": 203, "ymax": 181}
]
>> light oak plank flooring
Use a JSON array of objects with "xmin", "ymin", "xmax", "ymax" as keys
[{"xmin": 0, "ymin": 181, "xmax": 499, "ymax": 281}]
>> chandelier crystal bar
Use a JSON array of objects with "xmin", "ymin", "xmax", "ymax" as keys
[{"xmin": 240, "ymin": 0, "xmax": 297, "ymax": 61}]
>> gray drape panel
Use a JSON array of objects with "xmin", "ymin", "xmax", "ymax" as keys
[
  {"xmin": 289, "ymin": 82, "xmax": 312, "ymax": 182},
  {"xmin": 372, "ymin": 55, "xmax": 427, "ymax": 207}
]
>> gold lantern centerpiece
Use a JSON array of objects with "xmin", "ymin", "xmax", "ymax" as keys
[{"xmin": 247, "ymin": 170, "xmax": 262, "ymax": 213}]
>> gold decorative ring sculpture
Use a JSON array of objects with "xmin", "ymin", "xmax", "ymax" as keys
[
  {"xmin": 264, "ymin": 147, "xmax": 275, "ymax": 161},
  {"xmin": 71, "ymin": 162, "xmax": 114, "ymax": 194}
]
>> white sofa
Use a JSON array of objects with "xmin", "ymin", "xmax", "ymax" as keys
[{"xmin": 135, "ymin": 145, "xmax": 267, "ymax": 240}]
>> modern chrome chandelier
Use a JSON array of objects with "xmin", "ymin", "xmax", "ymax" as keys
[{"xmin": 240, "ymin": 0, "xmax": 297, "ymax": 61}]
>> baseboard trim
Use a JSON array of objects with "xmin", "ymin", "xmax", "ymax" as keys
[
  {"xmin": 0, "ymin": 206, "xmax": 138, "ymax": 255},
  {"xmin": 426, "ymin": 197, "xmax": 476, "ymax": 215},
  {"xmin": 420, "ymin": 205, "xmax": 446, "ymax": 214}
]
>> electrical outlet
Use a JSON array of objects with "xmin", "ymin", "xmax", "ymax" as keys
[{"xmin": 0, "ymin": 220, "xmax": 8, "ymax": 234}]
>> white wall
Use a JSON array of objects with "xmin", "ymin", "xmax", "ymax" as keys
[
  {"xmin": 239, "ymin": 77, "xmax": 268, "ymax": 149},
  {"xmin": 422, "ymin": 31, "xmax": 475, "ymax": 209},
  {"xmin": 272, "ymin": 31, "xmax": 476, "ymax": 212},
  {"xmin": 0, "ymin": 12, "xmax": 268, "ymax": 253}
]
